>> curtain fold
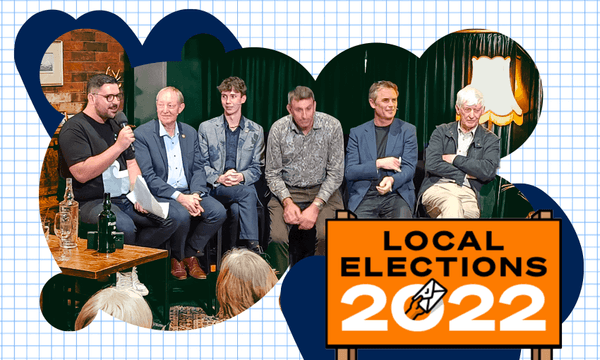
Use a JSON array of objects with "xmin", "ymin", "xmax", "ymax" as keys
[
  {"xmin": 167, "ymin": 35, "xmax": 314, "ymax": 130},
  {"xmin": 315, "ymin": 43, "xmax": 419, "ymax": 133}
]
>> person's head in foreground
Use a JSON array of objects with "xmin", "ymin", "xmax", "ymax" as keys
[
  {"xmin": 455, "ymin": 85, "xmax": 486, "ymax": 133},
  {"xmin": 216, "ymin": 248, "xmax": 278, "ymax": 319},
  {"xmin": 75, "ymin": 287, "xmax": 152, "ymax": 330}
]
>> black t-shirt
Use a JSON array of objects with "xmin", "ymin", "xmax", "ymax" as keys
[
  {"xmin": 58, "ymin": 112, "xmax": 134, "ymax": 201},
  {"xmin": 369, "ymin": 124, "xmax": 391, "ymax": 190}
]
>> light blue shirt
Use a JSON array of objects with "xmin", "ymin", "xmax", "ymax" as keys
[{"xmin": 159, "ymin": 121, "xmax": 189, "ymax": 200}]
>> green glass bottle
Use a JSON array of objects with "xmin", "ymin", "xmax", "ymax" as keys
[{"xmin": 97, "ymin": 192, "xmax": 116, "ymax": 253}]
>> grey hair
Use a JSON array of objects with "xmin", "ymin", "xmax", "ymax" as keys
[
  {"xmin": 368, "ymin": 80, "xmax": 398, "ymax": 102},
  {"xmin": 287, "ymin": 86, "xmax": 315, "ymax": 105},
  {"xmin": 456, "ymin": 85, "xmax": 485, "ymax": 108},
  {"xmin": 75, "ymin": 287, "xmax": 152, "ymax": 330},
  {"xmin": 156, "ymin": 86, "xmax": 185, "ymax": 104}
]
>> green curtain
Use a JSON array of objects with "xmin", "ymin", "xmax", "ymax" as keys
[
  {"xmin": 166, "ymin": 34, "xmax": 314, "ymax": 131},
  {"xmin": 223, "ymin": 48, "xmax": 315, "ymax": 130},
  {"xmin": 480, "ymin": 177, "xmax": 534, "ymax": 218},
  {"xmin": 315, "ymin": 43, "xmax": 419, "ymax": 134},
  {"xmin": 127, "ymin": 32, "xmax": 542, "ymax": 153},
  {"xmin": 122, "ymin": 51, "xmax": 134, "ymax": 122}
]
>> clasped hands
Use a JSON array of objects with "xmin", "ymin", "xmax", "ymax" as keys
[
  {"xmin": 177, "ymin": 193, "xmax": 204, "ymax": 216},
  {"xmin": 282, "ymin": 198, "xmax": 320, "ymax": 230},
  {"xmin": 135, "ymin": 192, "xmax": 203, "ymax": 216},
  {"xmin": 217, "ymin": 169, "xmax": 244, "ymax": 186},
  {"xmin": 375, "ymin": 157, "xmax": 399, "ymax": 195}
]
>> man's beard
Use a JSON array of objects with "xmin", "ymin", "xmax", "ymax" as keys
[{"xmin": 98, "ymin": 105, "xmax": 118, "ymax": 120}]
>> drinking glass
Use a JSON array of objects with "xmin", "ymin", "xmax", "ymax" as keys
[
  {"xmin": 42, "ymin": 219, "xmax": 50, "ymax": 241},
  {"xmin": 54, "ymin": 212, "xmax": 76, "ymax": 249},
  {"xmin": 54, "ymin": 212, "xmax": 72, "ymax": 262}
]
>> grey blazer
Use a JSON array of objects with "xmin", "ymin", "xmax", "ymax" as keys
[{"xmin": 198, "ymin": 115, "xmax": 265, "ymax": 187}]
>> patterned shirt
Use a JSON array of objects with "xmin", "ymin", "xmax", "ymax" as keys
[{"xmin": 265, "ymin": 111, "xmax": 344, "ymax": 203}]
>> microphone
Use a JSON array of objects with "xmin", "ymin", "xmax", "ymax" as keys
[{"xmin": 114, "ymin": 112, "xmax": 134, "ymax": 153}]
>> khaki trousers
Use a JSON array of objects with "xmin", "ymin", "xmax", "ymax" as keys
[
  {"xmin": 422, "ymin": 182, "xmax": 479, "ymax": 219},
  {"xmin": 265, "ymin": 187, "xmax": 343, "ymax": 277}
]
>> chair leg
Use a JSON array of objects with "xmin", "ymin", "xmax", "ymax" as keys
[{"xmin": 216, "ymin": 228, "xmax": 222, "ymax": 271}]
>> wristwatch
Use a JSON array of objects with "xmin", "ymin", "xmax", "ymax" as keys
[{"xmin": 313, "ymin": 200, "xmax": 324, "ymax": 210}]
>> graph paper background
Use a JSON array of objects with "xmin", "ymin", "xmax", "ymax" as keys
[{"xmin": 0, "ymin": 1, "xmax": 597, "ymax": 359}]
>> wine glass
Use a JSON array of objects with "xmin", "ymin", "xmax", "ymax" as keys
[{"xmin": 54, "ymin": 212, "xmax": 72, "ymax": 262}]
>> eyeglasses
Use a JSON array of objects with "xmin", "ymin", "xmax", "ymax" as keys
[{"xmin": 92, "ymin": 93, "xmax": 123, "ymax": 102}]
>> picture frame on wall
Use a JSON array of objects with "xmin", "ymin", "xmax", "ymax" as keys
[{"xmin": 40, "ymin": 41, "xmax": 63, "ymax": 86}]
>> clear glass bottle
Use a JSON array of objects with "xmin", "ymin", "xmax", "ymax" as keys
[
  {"xmin": 58, "ymin": 178, "xmax": 79, "ymax": 247},
  {"xmin": 97, "ymin": 192, "xmax": 116, "ymax": 253}
]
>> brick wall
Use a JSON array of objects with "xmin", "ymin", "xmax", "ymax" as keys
[
  {"xmin": 42, "ymin": 29, "xmax": 125, "ymax": 115},
  {"xmin": 39, "ymin": 30, "xmax": 125, "ymax": 213}
]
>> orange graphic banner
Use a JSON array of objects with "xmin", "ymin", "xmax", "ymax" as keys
[{"xmin": 326, "ymin": 218, "xmax": 561, "ymax": 348}]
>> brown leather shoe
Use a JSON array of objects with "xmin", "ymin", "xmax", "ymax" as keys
[
  {"xmin": 183, "ymin": 256, "xmax": 207, "ymax": 279},
  {"xmin": 171, "ymin": 258, "xmax": 187, "ymax": 280}
]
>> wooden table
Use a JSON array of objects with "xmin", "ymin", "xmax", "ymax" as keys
[
  {"xmin": 44, "ymin": 235, "xmax": 170, "ymax": 328},
  {"xmin": 47, "ymin": 235, "xmax": 168, "ymax": 279}
]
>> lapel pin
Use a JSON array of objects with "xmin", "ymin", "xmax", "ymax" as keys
[{"xmin": 182, "ymin": 134, "xmax": 186, "ymax": 138}]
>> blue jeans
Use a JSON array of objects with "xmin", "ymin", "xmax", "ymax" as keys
[
  {"xmin": 79, "ymin": 196, "xmax": 177, "ymax": 251},
  {"xmin": 210, "ymin": 184, "xmax": 260, "ymax": 242}
]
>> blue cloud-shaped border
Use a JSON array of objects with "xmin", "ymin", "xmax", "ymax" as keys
[{"xmin": 15, "ymin": 9, "xmax": 241, "ymax": 136}]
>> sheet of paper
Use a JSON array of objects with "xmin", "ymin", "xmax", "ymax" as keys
[
  {"xmin": 126, "ymin": 175, "xmax": 169, "ymax": 219},
  {"xmin": 102, "ymin": 160, "xmax": 130, "ymax": 196}
]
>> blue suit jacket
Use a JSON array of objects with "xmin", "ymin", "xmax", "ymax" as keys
[
  {"xmin": 345, "ymin": 118, "xmax": 418, "ymax": 213},
  {"xmin": 198, "ymin": 115, "xmax": 265, "ymax": 187},
  {"xmin": 134, "ymin": 119, "xmax": 209, "ymax": 198}
]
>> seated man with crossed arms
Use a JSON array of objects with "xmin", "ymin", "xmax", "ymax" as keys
[{"xmin": 419, "ymin": 85, "xmax": 500, "ymax": 218}]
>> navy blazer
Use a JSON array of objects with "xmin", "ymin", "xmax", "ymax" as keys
[
  {"xmin": 134, "ymin": 119, "xmax": 209, "ymax": 199},
  {"xmin": 345, "ymin": 118, "xmax": 418, "ymax": 213}
]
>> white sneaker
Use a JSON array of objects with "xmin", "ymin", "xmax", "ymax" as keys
[
  {"xmin": 130, "ymin": 266, "xmax": 149, "ymax": 296},
  {"xmin": 116, "ymin": 271, "xmax": 132, "ymax": 291},
  {"xmin": 116, "ymin": 267, "xmax": 149, "ymax": 297}
]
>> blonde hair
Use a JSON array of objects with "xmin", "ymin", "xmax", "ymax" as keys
[
  {"xmin": 75, "ymin": 287, "xmax": 152, "ymax": 330},
  {"xmin": 216, "ymin": 248, "xmax": 278, "ymax": 319}
]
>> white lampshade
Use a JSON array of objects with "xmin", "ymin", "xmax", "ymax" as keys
[{"xmin": 469, "ymin": 56, "xmax": 523, "ymax": 126}]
